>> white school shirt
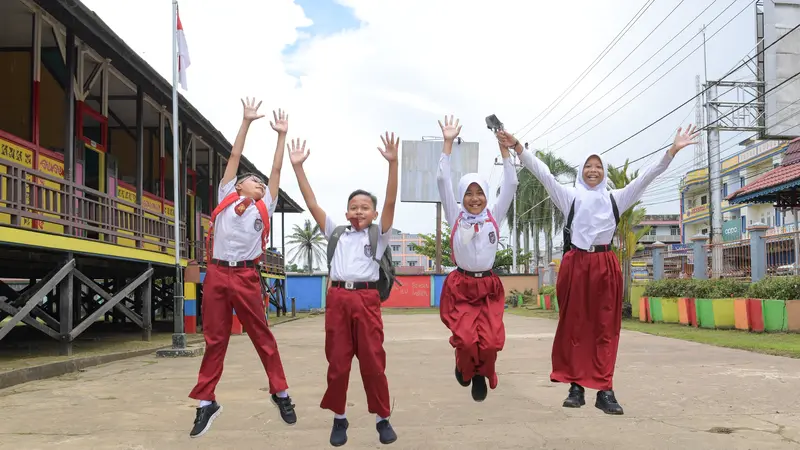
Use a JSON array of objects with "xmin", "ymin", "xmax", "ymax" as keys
[
  {"xmin": 212, "ymin": 178, "xmax": 277, "ymax": 262},
  {"xmin": 437, "ymin": 153, "xmax": 518, "ymax": 272},
  {"xmin": 324, "ymin": 214, "xmax": 391, "ymax": 282},
  {"xmin": 517, "ymin": 148, "xmax": 673, "ymax": 249}
]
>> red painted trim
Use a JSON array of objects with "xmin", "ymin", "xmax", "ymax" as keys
[
  {"xmin": 0, "ymin": 130, "xmax": 37, "ymax": 152},
  {"xmin": 32, "ymin": 81, "xmax": 40, "ymax": 146},
  {"xmin": 183, "ymin": 315, "xmax": 196, "ymax": 334},
  {"xmin": 159, "ymin": 156, "xmax": 165, "ymax": 209},
  {"xmin": 76, "ymin": 102, "xmax": 108, "ymax": 152}
]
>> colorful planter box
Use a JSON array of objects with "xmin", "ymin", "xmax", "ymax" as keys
[
  {"xmin": 553, "ymin": 295, "xmax": 559, "ymax": 312},
  {"xmin": 787, "ymin": 300, "xmax": 800, "ymax": 332},
  {"xmin": 639, "ymin": 297, "xmax": 651, "ymax": 322},
  {"xmin": 660, "ymin": 298, "xmax": 680, "ymax": 323},
  {"xmin": 763, "ymin": 300, "xmax": 788, "ymax": 332},
  {"xmin": 678, "ymin": 298, "xmax": 697, "ymax": 326},
  {"xmin": 746, "ymin": 299, "xmax": 765, "ymax": 332},
  {"xmin": 544, "ymin": 295, "xmax": 552, "ymax": 311},
  {"xmin": 734, "ymin": 298, "xmax": 749, "ymax": 330},
  {"xmin": 711, "ymin": 298, "xmax": 736, "ymax": 329},
  {"xmin": 649, "ymin": 297, "xmax": 664, "ymax": 322},
  {"xmin": 695, "ymin": 299, "xmax": 715, "ymax": 329}
]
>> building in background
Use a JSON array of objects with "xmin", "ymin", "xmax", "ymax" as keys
[
  {"xmin": 389, "ymin": 229, "xmax": 433, "ymax": 274},
  {"xmin": 680, "ymin": 139, "xmax": 791, "ymax": 242},
  {"xmin": 635, "ymin": 215, "xmax": 681, "ymax": 248}
]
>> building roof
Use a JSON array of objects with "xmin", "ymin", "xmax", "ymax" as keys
[
  {"xmin": 727, "ymin": 137, "xmax": 800, "ymax": 205},
  {"xmin": 38, "ymin": 0, "xmax": 304, "ymax": 213}
]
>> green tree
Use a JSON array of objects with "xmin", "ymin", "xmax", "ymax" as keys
[
  {"xmin": 285, "ymin": 219, "xmax": 327, "ymax": 274},
  {"xmin": 606, "ymin": 159, "xmax": 650, "ymax": 311},
  {"xmin": 411, "ymin": 222, "xmax": 532, "ymax": 272}
]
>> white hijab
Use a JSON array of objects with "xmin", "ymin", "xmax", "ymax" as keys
[
  {"xmin": 456, "ymin": 173, "xmax": 490, "ymax": 245},
  {"xmin": 570, "ymin": 154, "xmax": 616, "ymax": 250}
]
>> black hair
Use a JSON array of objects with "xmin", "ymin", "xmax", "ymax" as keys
[
  {"xmin": 348, "ymin": 189, "xmax": 378, "ymax": 209},
  {"xmin": 236, "ymin": 172, "xmax": 264, "ymax": 184}
]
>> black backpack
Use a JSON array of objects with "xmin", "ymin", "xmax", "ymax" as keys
[
  {"xmin": 327, "ymin": 224, "xmax": 401, "ymax": 301},
  {"xmin": 562, "ymin": 194, "xmax": 620, "ymax": 250}
]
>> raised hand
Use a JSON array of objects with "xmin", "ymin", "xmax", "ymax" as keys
[
  {"xmin": 438, "ymin": 115, "xmax": 462, "ymax": 142},
  {"xmin": 270, "ymin": 109, "xmax": 289, "ymax": 134},
  {"xmin": 378, "ymin": 132, "xmax": 400, "ymax": 162},
  {"xmin": 287, "ymin": 138, "xmax": 309, "ymax": 166},
  {"xmin": 669, "ymin": 124, "xmax": 701, "ymax": 156},
  {"xmin": 241, "ymin": 97, "xmax": 265, "ymax": 122},
  {"xmin": 496, "ymin": 130, "xmax": 518, "ymax": 149}
]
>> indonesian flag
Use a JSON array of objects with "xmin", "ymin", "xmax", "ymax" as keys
[{"xmin": 177, "ymin": 8, "xmax": 191, "ymax": 90}]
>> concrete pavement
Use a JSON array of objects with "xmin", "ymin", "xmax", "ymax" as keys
[{"xmin": 1, "ymin": 313, "xmax": 799, "ymax": 449}]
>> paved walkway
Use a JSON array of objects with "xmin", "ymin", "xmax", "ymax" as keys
[{"xmin": 1, "ymin": 314, "xmax": 799, "ymax": 449}]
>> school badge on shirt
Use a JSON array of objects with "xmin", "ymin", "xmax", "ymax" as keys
[
  {"xmin": 254, "ymin": 219, "xmax": 264, "ymax": 232},
  {"xmin": 364, "ymin": 244, "xmax": 372, "ymax": 257},
  {"xmin": 488, "ymin": 231, "xmax": 496, "ymax": 244}
]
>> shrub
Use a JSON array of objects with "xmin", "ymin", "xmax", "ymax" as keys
[
  {"xmin": 643, "ymin": 278, "xmax": 749, "ymax": 298},
  {"xmin": 748, "ymin": 276, "xmax": 800, "ymax": 300},
  {"xmin": 541, "ymin": 285, "xmax": 556, "ymax": 296}
]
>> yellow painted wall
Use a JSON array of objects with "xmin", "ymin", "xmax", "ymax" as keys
[
  {"xmin": 110, "ymin": 128, "xmax": 136, "ymax": 181},
  {"xmin": 0, "ymin": 52, "xmax": 33, "ymax": 142}
]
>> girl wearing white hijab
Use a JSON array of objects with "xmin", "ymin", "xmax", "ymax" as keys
[
  {"xmin": 436, "ymin": 116, "xmax": 518, "ymax": 402},
  {"xmin": 497, "ymin": 125, "xmax": 699, "ymax": 415}
]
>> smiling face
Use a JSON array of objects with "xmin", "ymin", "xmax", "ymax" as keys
[
  {"xmin": 463, "ymin": 182, "xmax": 487, "ymax": 215},
  {"xmin": 235, "ymin": 174, "xmax": 266, "ymax": 201},
  {"xmin": 345, "ymin": 190, "xmax": 378, "ymax": 231},
  {"xmin": 582, "ymin": 155, "xmax": 605, "ymax": 188}
]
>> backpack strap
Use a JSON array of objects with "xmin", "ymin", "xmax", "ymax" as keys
[
  {"xmin": 254, "ymin": 199, "xmax": 271, "ymax": 253},
  {"xmin": 367, "ymin": 224, "xmax": 380, "ymax": 261},
  {"xmin": 326, "ymin": 225, "xmax": 349, "ymax": 269},
  {"xmin": 486, "ymin": 211, "xmax": 500, "ymax": 235},
  {"xmin": 566, "ymin": 199, "xmax": 575, "ymax": 230},
  {"xmin": 449, "ymin": 214, "xmax": 461, "ymax": 267},
  {"xmin": 205, "ymin": 192, "xmax": 241, "ymax": 263},
  {"xmin": 610, "ymin": 193, "xmax": 620, "ymax": 226}
]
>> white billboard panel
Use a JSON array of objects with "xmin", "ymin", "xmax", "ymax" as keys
[
  {"xmin": 763, "ymin": 0, "xmax": 800, "ymax": 138},
  {"xmin": 400, "ymin": 140, "xmax": 479, "ymax": 203}
]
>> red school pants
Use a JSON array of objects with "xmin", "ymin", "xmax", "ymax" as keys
[
  {"xmin": 319, "ymin": 287, "xmax": 391, "ymax": 418},
  {"xmin": 188, "ymin": 263, "xmax": 288, "ymax": 401},
  {"xmin": 439, "ymin": 270, "xmax": 506, "ymax": 389}
]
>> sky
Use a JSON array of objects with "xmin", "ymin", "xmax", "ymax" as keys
[{"xmin": 80, "ymin": 0, "xmax": 761, "ymax": 262}]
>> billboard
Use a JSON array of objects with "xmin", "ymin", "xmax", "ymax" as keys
[
  {"xmin": 761, "ymin": 1, "xmax": 800, "ymax": 138},
  {"xmin": 400, "ymin": 139, "xmax": 479, "ymax": 203}
]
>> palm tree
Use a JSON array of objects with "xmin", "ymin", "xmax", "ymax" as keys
[
  {"xmin": 286, "ymin": 219, "xmax": 327, "ymax": 274},
  {"xmin": 606, "ymin": 159, "xmax": 650, "ymax": 311},
  {"xmin": 503, "ymin": 150, "xmax": 577, "ymax": 270}
]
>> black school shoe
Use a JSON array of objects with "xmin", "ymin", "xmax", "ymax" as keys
[
  {"xmin": 595, "ymin": 390, "xmax": 624, "ymax": 415},
  {"xmin": 455, "ymin": 367, "xmax": 471, "ymax": 387},
  {"xmin": 562, "ymin": 383, "xmax": 586, "ymax": 408},
  {"xmin": 471, "ymin": 375, "xmax": 488, "ymax": 402},
  {"xmin": 330, "ymin": 418, "xmax": 348, "ymax": 447},
  {"xmin": 189, "ymin": 401, "xmax": 223, "ymax": 438},
  {"xmin": 271, "ymin": 394, "xmax": 298, "ymax": 425},
  {"xmin": 377, "ymin": 419, "xmax": 398, "ymax": 445}
]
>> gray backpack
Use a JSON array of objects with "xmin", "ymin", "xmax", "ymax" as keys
[{"xmin": 327, "ymin": 224, "xmax": 401, "ymax": 301}]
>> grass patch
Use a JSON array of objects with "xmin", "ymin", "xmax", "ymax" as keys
[{"xmin": 507, "ymin": 308, "xmax": 800, "ymax": 359}]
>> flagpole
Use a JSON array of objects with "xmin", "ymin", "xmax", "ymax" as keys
[{"xmin": 171, "ymin": 0, "xmax": 186, "ymax": 349}]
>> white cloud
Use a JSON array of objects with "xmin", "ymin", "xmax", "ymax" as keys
[{"xmin": 81, "ymin": 0, "xmax": 758, "ymax": 257}]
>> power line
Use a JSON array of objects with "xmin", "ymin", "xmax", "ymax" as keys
[
  {"xmin": 526, "ymin": 0, "xmax": 717, "ymax": 143},
  {"xmin": 513, "ymin": 0, "xmax": 655, "ymax": 138},
  {"xmin": 549, "ymin": 0, "xmax": 756, "ymax": 153}
]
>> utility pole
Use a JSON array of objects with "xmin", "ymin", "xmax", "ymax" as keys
[{"xmin": 706, "ymin": 82, "xmax": 723, "ymax": 279}]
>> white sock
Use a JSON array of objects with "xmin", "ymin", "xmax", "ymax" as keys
[
  {"xmin": 276, "ymin": 390, "xmax": 289, "ymax": 398},
  {"xmin": 199, "ymin": 400, "xmax": 213, "ymax": 407},
  {"xmin": 376, "ymin": 415, "xmax": 389, "ymax": 423},
  {"xmin": 334, "ymin": 413, "xmax": 346, "ymax": 420}
]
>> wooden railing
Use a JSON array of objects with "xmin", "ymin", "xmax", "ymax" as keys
[
  {"xmin": 0, "ymin": 158, "xmax": 285, "ymax": 274},
  {"xmin": 0, "ymin": 159, "xmax": 185, "ymax": 255}
]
